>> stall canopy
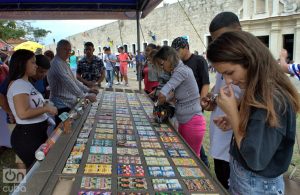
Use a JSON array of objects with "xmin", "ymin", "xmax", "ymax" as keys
[
  {"xmin": 0, "ymin": 0, "xmax": 160, "ymax": 90},
  {"xmin": 0, "ymin": 0, "xmax": 162, "ymax": 20}
]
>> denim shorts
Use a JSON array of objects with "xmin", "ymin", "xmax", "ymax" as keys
[{"xmin": 229, "ymin": 158, "xmax": 284, "ymax": 195}]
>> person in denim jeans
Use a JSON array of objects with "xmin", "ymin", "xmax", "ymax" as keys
[
  {"xmin": 230, "ymin": 158, "xmax": 284, "ymax": 194},
  {"xmin": 201, "ymin": 11, "xmax": 243, "ymax": 189},
  {"xmin": 103, "ymin": 47, "xmax": 117, "ymax": 88},
  {"xmin": 207, "ymin": 31, "xmax": 300, "ymax": 194}
]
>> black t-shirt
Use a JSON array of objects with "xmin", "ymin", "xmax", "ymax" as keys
[{"xmin": 183, "ymin": 54, "xmax": 210, "ymax": 94}]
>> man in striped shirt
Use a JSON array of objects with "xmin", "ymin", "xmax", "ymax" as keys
[
  {"xmin": 280, "ymin": 49, "xmax": 300, "ymax": 80},
  {"xmin": 47, "ymin": 39, "xmax": 98, "ymax": 125}
]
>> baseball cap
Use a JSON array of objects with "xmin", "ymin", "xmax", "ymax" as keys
[{"xmin": 171, "ymin": 37, "xmax": 189, "ymax": 50}]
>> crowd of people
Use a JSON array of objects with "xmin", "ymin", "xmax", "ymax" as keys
[{"xmin": 0, "ymin": 11, "xmax": 300, "ymax": 194}]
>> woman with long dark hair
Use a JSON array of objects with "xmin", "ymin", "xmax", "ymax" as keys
[
  {"xmin": 207, "ymin": 31, "xmax": 300, "ymax": 194},
  {"xmin": 7, "ymin": 49, "xmax": 57, "ymax": 168}
]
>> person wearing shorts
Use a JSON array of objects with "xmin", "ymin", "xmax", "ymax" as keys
[{"xmin": 118, "ymin": 46, "xmax": 130, "ymax": 86}]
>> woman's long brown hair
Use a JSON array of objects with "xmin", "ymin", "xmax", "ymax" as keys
[{"xmin": 207, "ymin": 31, "xmax": 300, "ymax": 135}]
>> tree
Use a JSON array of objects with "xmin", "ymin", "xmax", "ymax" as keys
[
  {"xmin": 32, "ymin": 28, "xmax": 51, "ymax": 43},
  {"xmin": 0, "ymin": 20, "xmax": 26, "ymax": 41},
  {"xmin": 0, "ymin": 20, "xmax": 51, "ymax": 43}
]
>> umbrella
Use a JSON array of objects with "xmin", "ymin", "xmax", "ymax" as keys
[{"xmin": 14, "ymin": 41, "xmax": 43, "ymax": 52}]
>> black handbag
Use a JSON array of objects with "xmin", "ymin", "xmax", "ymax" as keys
[{"xmin": 153, "ymin": 103, "xmax": 175, "ymax": 123}]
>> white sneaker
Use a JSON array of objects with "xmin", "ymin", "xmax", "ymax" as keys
[
  {"xmin": 105, "ymin": 83, "xmax": 109, "ymax": 86},
  {"xmin": 115, "ymin": 82, "xmax": 120, "ymax": 85},
  {"xmin": 120, "ymin": 82, "xmax": 124, "ymax": 85},
  {"xmin": 125, "ymin": 83, "xmax": 129, "ymax": 87}
]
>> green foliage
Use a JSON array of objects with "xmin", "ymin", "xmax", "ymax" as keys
[
  {"xmin": 32, "ymin": 28, "xmax": 51, "ymax": 42},
  {"xmin": 0, "ymin": 20, "xmax": 26, "ymax": 41},
  {"xmin": 0, "ymin": 20, "xmax": 51, "ymax": 43}
]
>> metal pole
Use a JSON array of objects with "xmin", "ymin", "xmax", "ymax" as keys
[
  {"xmin": 118, "ymin": 20, "xmax": 124, "ymax": 46},
  {"xmin": 136, "ymin": 10, "xmax": 142, "ymax": 91}
]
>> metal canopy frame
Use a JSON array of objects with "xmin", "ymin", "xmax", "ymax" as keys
[
  {"xmin": 0, "ymin": 0, "xmax": 162, "ymax": 19},
  {"xmin": 0, "ymin": 0, "xmax": 161, "ymax": 91}
]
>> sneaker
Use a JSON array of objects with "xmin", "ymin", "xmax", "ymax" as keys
[
  {"xmin": 120, "ymin": 82, "xmax": 124, "ymax": 85},
  {"xmin": 105, "ymin": 83, "xmax": 109, "ymax": 86},
  {"xmin": 115, "ymin": 82, "xmax": 120, "ymax": 85},
  {"xmin": 125, "ymin": 83, "xmax": 129, "ymax": 87}
]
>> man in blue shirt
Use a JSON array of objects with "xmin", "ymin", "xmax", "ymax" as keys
[
  {"xmin": 103, "ymin": 47, "xmax": 117, "ymax": 88},
  {"xmin": 135, "ymin": 52, "xmax": 146, "ymax": 81},
  {"xmin": 31, "ymin": 55, "xmax": 51, "ymax": 98}
]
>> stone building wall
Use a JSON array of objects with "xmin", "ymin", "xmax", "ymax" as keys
[
  {"xmin": 45, "ymin": 0, "xmax": 242, "ymax": 55},
  {"xmin": 45, "ymin": 0, "xmax": 300, "ymax": 62}
]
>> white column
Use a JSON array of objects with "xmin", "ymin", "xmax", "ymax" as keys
[
  {"xmin": 243, "ymin": 0, "xmax": 251, "ymax": 20},
  {"xmin": 269, "ymin": 20, "xmax": 282, "ymax": 58},
  {"xmin": 265, "ymin": 0, "xmax": 269, "ymax": 14},
  {"xmin": 253, "ymin": 0, "xmax": 257, "ymax": 14},
  {"xmin": 293, "ymin": 19, "xmax": 300, "ymax": 63},
  {"xmin": 272, "ymin": 0, "xmax": 280, "ymax": 16}
]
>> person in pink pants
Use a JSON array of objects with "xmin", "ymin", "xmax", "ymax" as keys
[{"xmin": 154, "ymin": 46, "xmax": 206, "ymax": 156}]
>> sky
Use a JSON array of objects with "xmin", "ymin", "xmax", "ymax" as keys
[{"xmin": 28, "ymin": 0, "xmax": 179, "ymax": 45}]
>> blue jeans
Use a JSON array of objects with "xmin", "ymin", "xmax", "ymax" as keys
[
  {"xmin": 106, "ymin": 70, "xmax": 114, "ymax": 87},
  {"xmin": 230, "ymin": 158, "xmax": 284, "ymax": 195}
]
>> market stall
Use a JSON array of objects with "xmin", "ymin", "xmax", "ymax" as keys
[{"xmin": 18, "ymin": 89, "xmax": 227, "ymax": 195}]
